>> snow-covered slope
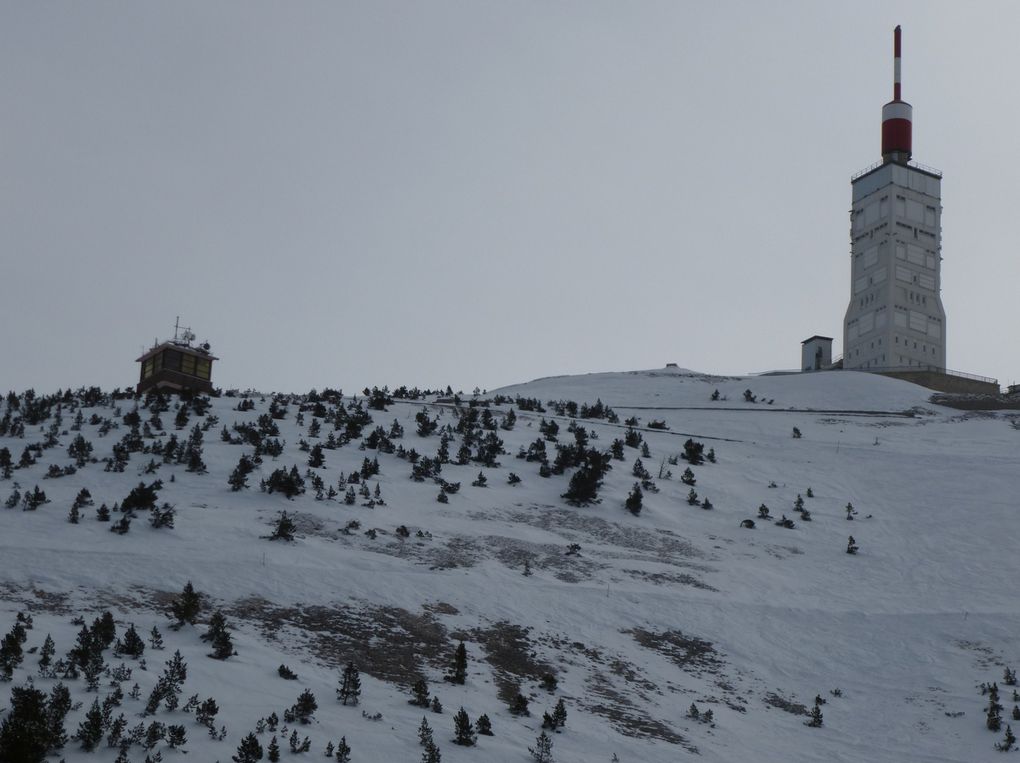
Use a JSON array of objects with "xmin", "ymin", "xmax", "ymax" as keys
[{"xmin": 1, "ymin": 368, "xmax": 1018, "ymax": 762}]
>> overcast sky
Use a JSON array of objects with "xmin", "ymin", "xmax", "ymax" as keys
[{"xmin": 3, "ymin": 1, "xmax": 1018, "ymax": 394}]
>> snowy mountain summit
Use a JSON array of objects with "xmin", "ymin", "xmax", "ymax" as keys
[{"xmin": 1, "ymin": 368, "xmax": 1018, "ymax": 762}]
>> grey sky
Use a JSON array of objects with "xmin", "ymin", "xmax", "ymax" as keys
[{"xmin": 3, "ymin": 1, "xmax": 1018, "ymax": 393}]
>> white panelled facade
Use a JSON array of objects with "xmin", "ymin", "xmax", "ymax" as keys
[{"xmin": 843, "ymin": 162, "xmax": 946, "ymax": 370}]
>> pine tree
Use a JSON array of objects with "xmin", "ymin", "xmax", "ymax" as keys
[
  {"xmin": 418, "ymin": 715, "xmax": 435, "ymax": 746},
  {"xmin": 421, "ymin": 739, "xmax": 441, "ymax": 763},
  {"xmin": 232, "ymin": 732, "xmax": 264, "ymax": 763},
  {"xmin": 997, "ymin": 724, "xmax": 1017, "ymax": 752},
  {"xmin": 270, "ymin": 511, "xmax": 296, "ymax": 541},
  {"xmin": 450, "ymin": 642, "xmax": 467, "ymax": 684},
  {"xmin": 116, "ymin": 624, "xmax": 145, "ymax": 658},
  {"xmin": 334, "ymin": 736, "xmax": 351, "ymax": 762},
  {"xmin": 453, "ymin": 707, "xmax": 475, "ymax": 746},
  {"xmin": 203, "ymin": 611, "xmax": 234, "ymax": 659},
  {"xmin": 337, "ymin": 662, "xmax": 361, "ymax": 706},
  {"xmin": 170, "ymin": 581, "xmax": 202, "ymax": 626},
  {"xmin": 38, "ymin": 634, "xmax": 55, "ymax": 674},
  {"xmin": 149, "ymin": 626, "xmax": 164, "ymax": 650},
  {"xmin": 551, "ymin": 698, "xmax": 567, "ymax": 729},
  {"xmin": 625, "ymin": 483, "xmax": 643, "ymax": 516},
  {"xmin": 267, "ymin": 735, "xmax": 280, "ymax": 762},
  {"xmin": 529, "ymin": 730, "xmax": 554, "ymax": 762},
  {"xmin": 166, "ymin": 724, "xmax": 186, "ymax": 749},
  {"xmin": 805, "ymin": 703, "xmax": 824, "ymax": 728},
  {"xmin": 476, "ymin": 713, "xmax": 493, "ymax": 736},
  {"xmin": 0, "ymin": 685, "xmax": 52, "ymax": 762},
  {"xmin": 76, "ymin": 699, "xmax": 105, "ymax": 751},
  {"xmin": 410, "ymin": 678, "xmax": 430, "ymax": 707},
  {"xmin": 292, "ymin": 689, "xmax": 317, "ymax": 724},
  {"xmin": 510, "ymin": 692, "xmax": 530, "ymax": 716},
  {"xmin": 431, "ymin": 696, "xmax": 443, "ymax": 714}
]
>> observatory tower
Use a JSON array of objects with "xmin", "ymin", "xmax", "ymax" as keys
[{"xmin": 843, "ymin": 26, "xmax": 946, "ymax": 371}]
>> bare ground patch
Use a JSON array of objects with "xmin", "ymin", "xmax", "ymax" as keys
[
  {"xmin": 763, "ymin": 691, "xmax": 809, "ymax": 715},
  {"xmin": 229, "ymin": 597, "xmax": 452, "ymax": 687},
  {"xmin": 463, "ymin": 621, "xmax": 555, "ymax": 702},
  {"xmin": 0, "ymin": 583, "xmax": 72, "ymax": 614},
  {"xmin": 629, "ymin": 628, "xmax": 725, "ymax": 679},
  {"xmin": 585, "ymin": 670, "xmax": 695, "ymax": 751},
  {"xmin": 620, "ymin": 568, "xmax": 717, "ymax": 592},
  {"xmin": 505, "ymin": 507, "xmax": 706, "ymax": 564}
]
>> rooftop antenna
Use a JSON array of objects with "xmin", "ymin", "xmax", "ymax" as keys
[
  {"xmin": 881, "ymin": 25, "xmax": 912, "ymax": 163},
  {"xmin": 172, "ymin": 316, "xmax": 196, "ymax": 347}
]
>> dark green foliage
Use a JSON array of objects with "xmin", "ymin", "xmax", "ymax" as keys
[
  {"xmin": 509, "ymin": 692, "xmax": 530, "ymax": 716},
  {"xmin": 262, "ymin": 466, "xmax": 306, "ymax": 498},
  {"xmin": 680, "ymin": 467, "xmax": 696, "ymax": 486},
  {"xmin": 115, "ymin": 624, "xmax": 145, "ymax": 656},
  {"xmin": 453, "ymin": 707, "xmax": 475, "ymax": 746},
  {"xmin": 0, "ymin": 685, "xmax": 53, "ymax": 762},
  {"xmin": 410, "ymin": 678, "xmax": 430, "ymax": 707},
  {"xmin": 476, "ymin": 713, "xmax": 493, "ymax": 736},
  {"xmin": 278, "ymin": 664, "xmax": 298, "ymax": 680},
  {"xmin": 122, "ymin": 480, "xmax": 163, "ymax": 514},
  {"xmin": 149, "ymin": 502, "xmax": 176, "ymax": 529},
  {"xmin": 233, "ymin": 732, "xmax": 264, "ymax": 762},
  {"xmin": 334, "ymin": 735, "xmax": 351, "ymax": 762},
  {"xmin": 847, "ymin": 536, "xmax": 859, "ymax": 555},
  {"xmin": 308, "ymin": 443, "xmax": 325, "ymax": 468},
  {"xmin": 228, "ymin": 454, "xmax": 257, "ymax": 491},
  {"xmin": 37, "ymin": 634, "xmax": 55, "ymax": 673},
  {"xmin": 561, "ymin": 449, "xmax": 613, "ymax": 506},
  {"xmin": 418, "ymin": 716, "xmax": 434, "ymax": 746},
  {"xmin": 270, "ymin": 511, "xmax": 296, "ymax": 541},
  {"xmin": 337, "ymin": 661, "xmax": 361, "ymax": 706},
  {"xmin": 144, "ymin": 650, "xmax": 188, "ymax": 715},
  {"xmin": 997, "ymin": 725, "xmax": 1017, "ymax": 751},
  {"xmin": 267, "ymin": 735, "xmax": 280, "ymax": 762},
  {"xmin": 681, "ymin": 438, "xmax": 705, "ymax": 465},
  {"xmin": 171, "ymin": 581, "xmax": 202, "ymax": 626},
  {"xmin": 76, "ymin": 698, "xmax": 104, "ymax": 750},
  {"xmin": 143, "ymin": 719, "xmax": 165, "ymax": 749},
  {"xmin": 529, "ymin": 730, "xmax": 554, "ymax": 762},
  {"xmin": 22, "ymin": 485, "xmax": 48, "ymax": 510},
  {"xmin": 625, "ymin": 483, "xmax": 643, "ymax": 515},
  {"xmin": 0, "ymin": 623, "xmax": 25, "ymax": 679},
  {"xmin": 291, "ymin": 689, "xmax": 318, "ymax": 724},
  {"xmin": 805, "ymin": 702, "xmax": 823, "ymax": 728},
  {"xmin": 448, "ymin": 642, "xmax": 467, "ymax": 685},
  {"xmin": 195, "ymin": 697, "xmax": 219, "ymax": 728},
  {"xmin": 166, "ymin": 723, "xmax": 186, "ymax": 749},
  {"xmin": 203, "ymin": 611, "xmax": 234, "ymax": 659}
]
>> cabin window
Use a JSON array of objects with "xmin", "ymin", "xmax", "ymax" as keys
[
  {"xmin": 195, "ymin": 358, "xmax": 211, "ymax": 380},
  {"xmin": 181, "ymin": 354, "xmax": 196, "ymax": 376},
  {"xmin": 162, "ymin": 350, "xmax": 181, "ymax": 371},
  {"xmin": 142, "ymin": 358, "xmax": 154, "ymax": 379}
]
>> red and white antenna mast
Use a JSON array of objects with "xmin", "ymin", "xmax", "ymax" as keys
[{"xmin": 881, "ymin": 25, "xmax": 912, "ymax": 163}]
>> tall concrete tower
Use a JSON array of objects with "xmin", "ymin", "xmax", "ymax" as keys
[{"xmin": 843, "ymin": 26, "xmax": 946, "ymax": 371}]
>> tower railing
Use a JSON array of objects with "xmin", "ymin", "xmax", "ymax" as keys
[
  {"xmin": 850, "ymin": 159, "xmax": 943, "ymax": 182},
  {"xmin": 851, "ymin": 364, "xmax": 997, "ymax": 385}
]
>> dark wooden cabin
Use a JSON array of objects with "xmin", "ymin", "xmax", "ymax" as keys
[{"xmin": 136, "ymin": 340, "xmax": 217, "ymax": 395}]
